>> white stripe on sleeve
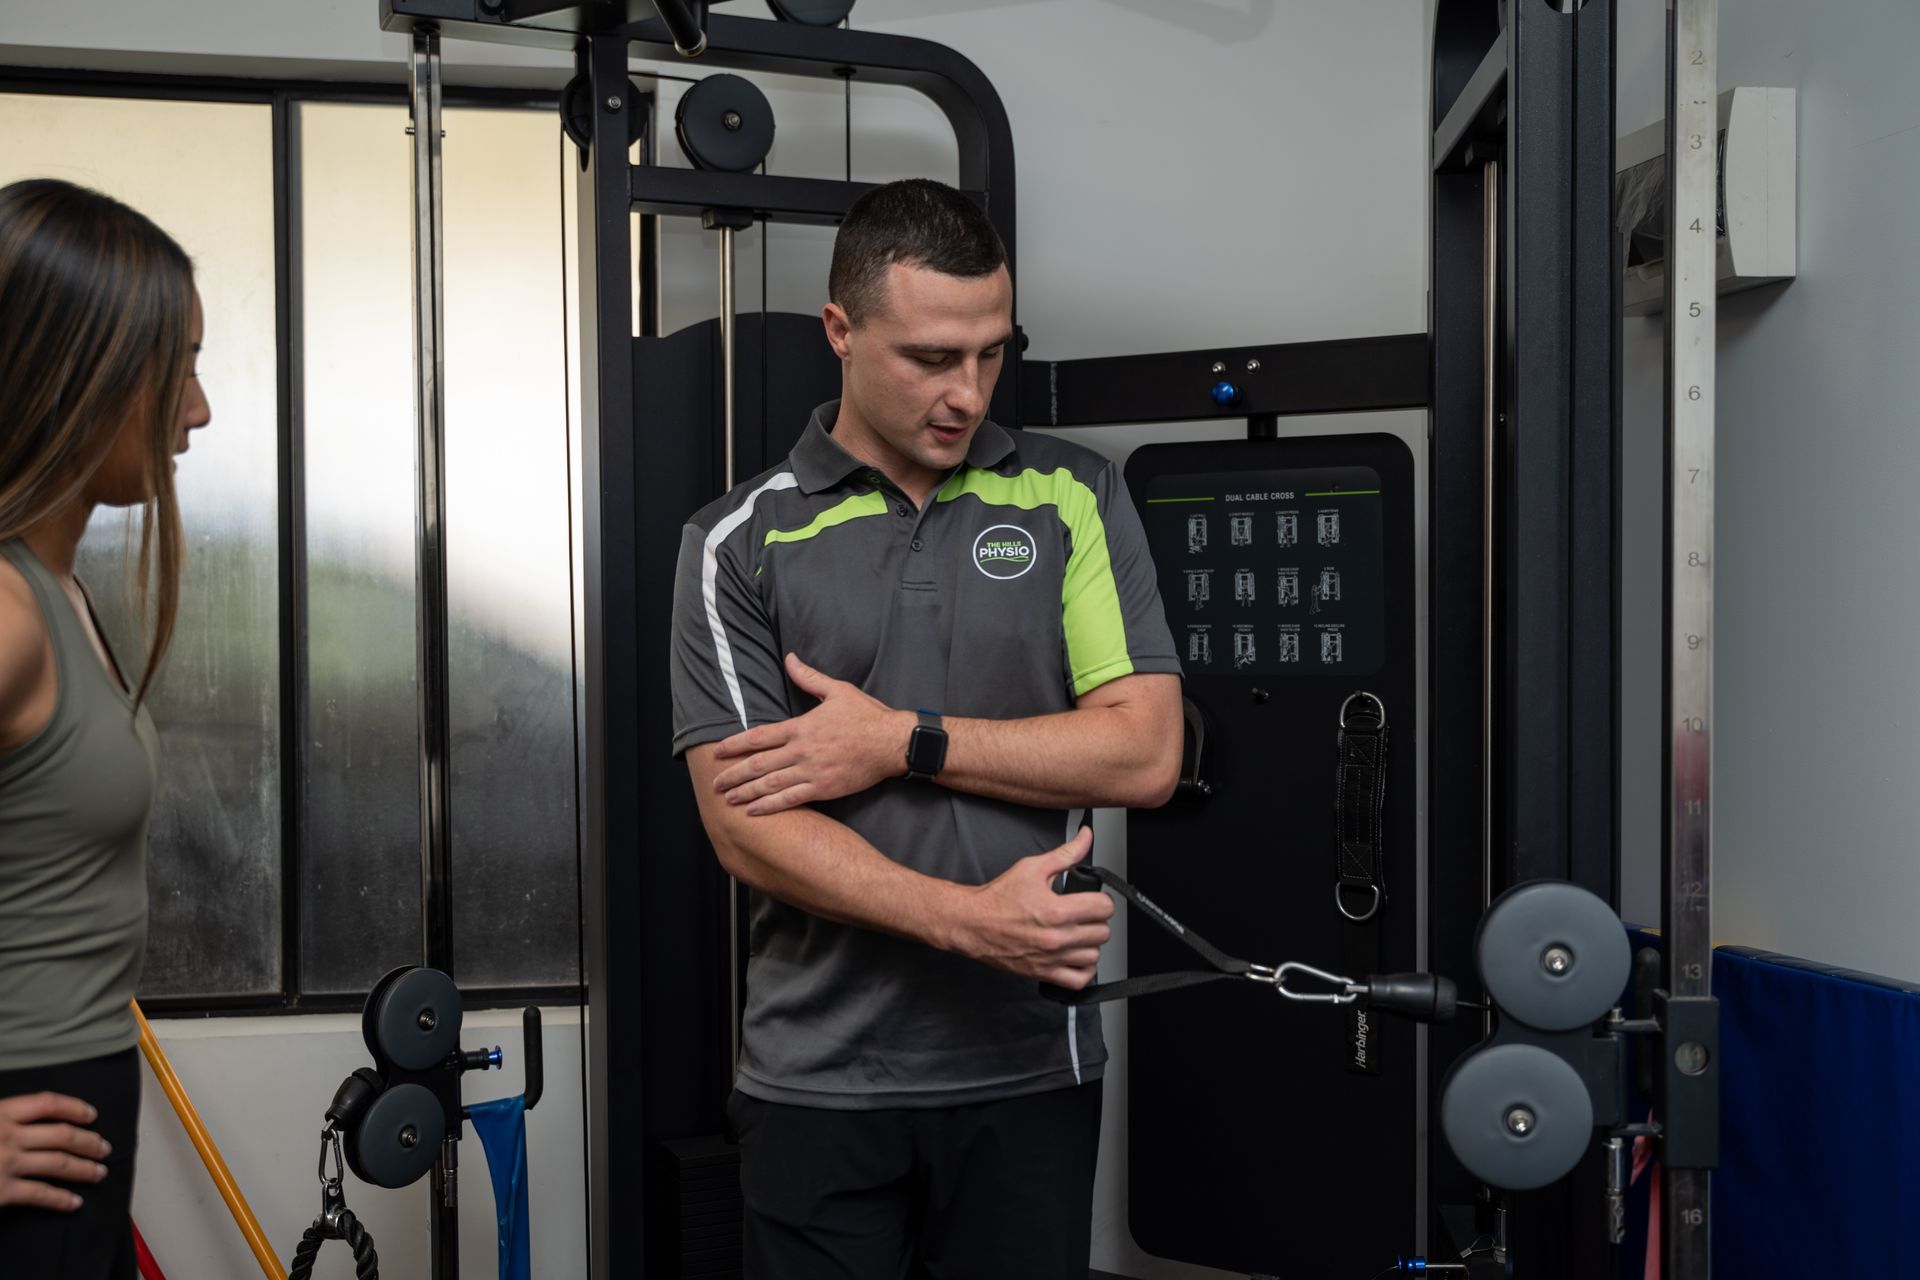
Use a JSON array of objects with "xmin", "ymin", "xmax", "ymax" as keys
[{"xmin": 702, "ymin": 471, "xmax": 799, "ymax": 728}]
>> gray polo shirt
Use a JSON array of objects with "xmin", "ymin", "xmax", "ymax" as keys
[{"xmin": 670, "ymin": 401, "xmax": 1179, "ymax": 1110}]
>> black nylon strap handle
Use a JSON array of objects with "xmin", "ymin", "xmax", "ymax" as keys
[
  {"xmin": 1335, "ymin": 691, "xmax": 1389, "ymax": 1075},
  {"xmin": 1039, "ymin": 863, "xmax": 1253, "ymax": 1006},
  {"xmin": 1334, "ymin": 691, "xmax": 1389, "ymax": 922}
]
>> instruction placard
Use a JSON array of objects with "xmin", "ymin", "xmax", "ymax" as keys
[{"xmin": 1144, "ymin": 466, "xmax": 1385, "ymax": 677}]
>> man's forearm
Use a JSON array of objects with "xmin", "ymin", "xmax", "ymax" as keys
[
  {"xmin": 698, "ymin": 782, "xmax": 964, "ymax": 950},
  {"xmin": 707, "ymin": 666, "xmax": 1182, "ymax": 818},
  {"xmin": 938, "ymin": 700, "xmax": 1178, "ymax": 810}
]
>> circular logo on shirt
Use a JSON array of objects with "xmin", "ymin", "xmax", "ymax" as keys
[{"xmin": 972, "ymin": 524, "xmax": 1037, "ymax": 580}]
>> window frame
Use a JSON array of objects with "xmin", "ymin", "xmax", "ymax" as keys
[{"xmin": 1, "ymin": 66, "xmax": 584, "ymax": 1018}]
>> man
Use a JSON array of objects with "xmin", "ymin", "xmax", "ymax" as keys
[{"xmin": 669, "ymin": 178, "xmax": 1183, "ymax": 1278}]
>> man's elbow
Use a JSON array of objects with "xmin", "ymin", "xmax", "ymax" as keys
[
  {"xmin": 1121, "ymin": 726, "xmax": 1183, "ymax": 809},
  {"xmin": 706, "ymin": 827, "xmax": 750, "ymax": 881}
]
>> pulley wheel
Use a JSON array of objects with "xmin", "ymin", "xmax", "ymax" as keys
[
  {"xmin": 364, "ymin": 966, "xmax": 461, "ymax": 1072},
  {"xmin": 345, "ymin": 1082, "xmax": 445, "ymax": 1189},
  {"xmin": 1440, "ymin": 1043, "xmax": 1593, "ymax": 1190},
  {"xmin": 675, "ymin": 74, "xmax": 776, "ymax": 173},
  {"xmin": 767, "ymin": 0, "xmax": 856, "ymax": 24},
  {"xmin": 561, "ymin": 75, "xmax": 649, "ymax": 155},
  {"xmin": 1476, "ymin": 880, "xmax": 1630, "ymax": 1031}
]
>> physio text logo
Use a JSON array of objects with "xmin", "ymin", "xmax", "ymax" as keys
[{"xmin": 972, "ymin": 524, "xmax": 1037, "ymax": 580}]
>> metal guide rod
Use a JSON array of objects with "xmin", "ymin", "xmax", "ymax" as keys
[
  {"xmin": 720, "ymin": 223, "xmax": 743, "ymax": 1076},
  {"xmin": 721, "ymin": 226, "xmax": 739, "ymax": 491},
  {"xmin": 1480, "ymin": 158, "xmax": 1498, "ymax": 1043},
  {"xmin": 1663, "ymin": 0, "xmax": 1717, "ymax": 1273},
  {"xmin": 408, "ymin": 26, "xmax": 460, "ymax": 1279}
]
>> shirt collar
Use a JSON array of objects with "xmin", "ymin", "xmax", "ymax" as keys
[{"xmin": 790, "ymin": 400, "xmax": 1017, "ymax": 495}]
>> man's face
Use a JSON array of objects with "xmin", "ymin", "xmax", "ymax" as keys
[{"xmin": 823, "ymin": 261, "xmax": 1013, "ymax": 490}]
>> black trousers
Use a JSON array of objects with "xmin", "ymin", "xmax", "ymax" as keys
[
  {"xmin": 728, "ymin": 1080, "xmax": 1102, "ymax": 1280},
  {"xmin": 0, "ymin": 1048, "xmax": 141, "ymax": 1280}
]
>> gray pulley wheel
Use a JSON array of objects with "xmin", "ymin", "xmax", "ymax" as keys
[
  {"xmin": 1477, "ymin": 880, "xmax": 1630, "ymax": 1031},
  {"xmin": 675, "ymin": 74, "xmax": 776, "ymax": 173},
  {"xmin": 369, "ymin": 967, "xmax": 461, "ymax": 1071},
  {"xmin": 348, "ymin": 1082, "xmax": 445, "ymax": 1189},
  {"xmin": 1441, "ymin": 1043, "xmax": 1593, "ymax": 1190}
]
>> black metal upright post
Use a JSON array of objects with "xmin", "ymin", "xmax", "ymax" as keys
[
  {"xmin": 576, "ymin": 34, "xmax": 644, "ymax": 1280},
  {"xmin": 1431, "ymin": 1, "xmax": 1620, "ymax": 1271},
  {"xmin": 1428, "ymin": 2, "xmax": 1501, "ymax": 1234},
  {"xmin": 407, "ymin": 25, "xmax": 460, "ymax": 1278},
  {"xmin": 1502, "ymin": 7, "xmax": 1618, "ymax": 1264}
]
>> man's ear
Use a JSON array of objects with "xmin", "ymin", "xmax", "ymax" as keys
[{"xmin": 822, "ymin": 302, "xmax": 854, "ymax": 360}]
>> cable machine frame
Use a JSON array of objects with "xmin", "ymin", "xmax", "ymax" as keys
[{"xmin": 377, "ymin": 0, "xmax": 1717, "ymax": 1274}]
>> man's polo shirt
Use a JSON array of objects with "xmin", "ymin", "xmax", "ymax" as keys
[{"xmin": 670, "ymin": 400, "xmax": 1180, "ymax": 1110}]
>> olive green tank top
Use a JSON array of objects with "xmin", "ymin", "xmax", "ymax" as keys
[{"xmin": 0, "ymin": 539, "xmax": 158, "ymax": 1071}]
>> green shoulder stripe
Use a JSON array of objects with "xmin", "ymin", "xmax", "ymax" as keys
[
  {"xmin": 938, "ymin": 467, "xmax": 1133, "ymax": 696},
  {"xmin": 762, "ymin": 491, "xmax": 889, "ymax": 548}
]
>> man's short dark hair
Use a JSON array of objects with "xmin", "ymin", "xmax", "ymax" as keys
[{"xmin": 829, "ymin": 178, "xmax": 1007, "ymax": 325}]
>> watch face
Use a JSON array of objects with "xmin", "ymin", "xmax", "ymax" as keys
[{"xmin": 908, "ymin": 725, "xmax": 947, "ymax": 777}]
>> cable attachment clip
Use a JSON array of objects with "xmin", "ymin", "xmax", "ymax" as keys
[
  {"xmin": 1248, "ymin": 960, "xmax": 1363, "ymax": 1005},
  {"xmin": 316, "ymin": 1124, "xmax": 349, "ymax": 1232}
]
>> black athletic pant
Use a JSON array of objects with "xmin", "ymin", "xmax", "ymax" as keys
[
  {"xmin": 0, "ymin": 1048, "xmax": 140, "ymax": 1280},
  {"xmin": 728, "ymin": 1080, "xmax": 1102, "ymax": 1280}
]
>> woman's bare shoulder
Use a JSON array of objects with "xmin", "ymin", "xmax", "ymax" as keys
[{"xmin": 0, "ymin": 557, "xmax": 52, "ymax": 726}]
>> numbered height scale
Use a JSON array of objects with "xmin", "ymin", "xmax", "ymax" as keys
[{"xmin": 1664, "ymin": 0, "xmax": 1717, "ymax": 1274}]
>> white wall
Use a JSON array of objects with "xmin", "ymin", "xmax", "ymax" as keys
[
  {"xmin": 5, "ymin": 2, "xmax": 1430, "ymax": 1276},
  {"xmin": 134, "ymin": 1007, "xmax": 586, "ymax": 1279},
  {"xmin": 1613, "ymin": 0, "xmax": 1920, "ymax": 983}
]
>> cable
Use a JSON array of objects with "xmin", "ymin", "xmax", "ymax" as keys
[
  {"xmin": 842, "ymin": 15, "xmax": 852, "ymax": 181},
  {"xmin": 759, "ymin": 160, "xmax": 769, "ymax": 468}
]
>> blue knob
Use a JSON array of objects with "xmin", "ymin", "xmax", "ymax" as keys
[
  {"xmin": 487, "ymin": 1045, "xmax": 503, "ymax": 1068},
  {"xmin": 1210, "ymin": 380, "xmax": 1241, "ymax": 407}
]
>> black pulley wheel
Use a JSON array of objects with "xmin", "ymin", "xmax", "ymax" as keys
[
  {"xmin": 345, "ymin": 1082, "xmax": 445, "ymax": 1189},
  {"xmin": 562, "ymin": 75, "xmax": 649, "ymax": 155},
  {"xmin": 561, "ymin": 75, "xmax": 593, "ymax": 152},
  {"xmin": 675, "ymin": 74, "xmax": 776, "ymax": 173},
  {"xmin": 1476, "ymin": 880, "xmax": 1630, "ymax": 1032},
  {"xmin": 365, "ymin": 966, "xmax": 461, "ymax": 1071},
  {"xmin": 1440, "ymin": 1043, "xmax": 1593, "ymax": 1190},
  {"xmin": 767, "ymin": 0, "xmax": 856, "ymax": 24}
]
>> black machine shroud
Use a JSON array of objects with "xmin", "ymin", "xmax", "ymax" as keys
[{"xmin": 1123, "ymin": 433, "xmax": 1418, "ymax": 1275}]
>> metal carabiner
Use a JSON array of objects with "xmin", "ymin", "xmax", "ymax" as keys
[
  {"xmin": 1272, "ymin": 961, "xmax": 1363, "ymax": 1005},
  {"xmin": 316, "ymin": 1126, "xmax": 349, "ymax": 1231}
]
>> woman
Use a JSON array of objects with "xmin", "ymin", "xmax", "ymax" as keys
[{"xmin": 0, "ymin": 177, "xmax": 210, "ymax": 1276}]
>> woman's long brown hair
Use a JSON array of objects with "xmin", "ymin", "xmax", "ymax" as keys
[{"xmin": 0, "ymin": 178, "xmax": 195, "ymax": 706}]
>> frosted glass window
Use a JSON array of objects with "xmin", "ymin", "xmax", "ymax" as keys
[
  {"xmin": 300, "ymin": 102, "xmax": 581, "ymax": 993},
  {"xmin": 0, "ymin": 93, "xmax": 283, "ymax": 998},
  {"xmin": 298, "ymin": 101, "xmax": 425, "ymax": 994},
  {"xmin": 443, "ymin": 107, "xmax": 581, "ymax": 988}
]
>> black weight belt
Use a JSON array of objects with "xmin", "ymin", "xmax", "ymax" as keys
[{"xmin": 1335, "ymin": 691, "xmax": 1389, "ymax": 1075}]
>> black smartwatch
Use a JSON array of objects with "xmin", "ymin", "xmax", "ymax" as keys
[{"xmin": 904, "ymin": 709, "xmax": 948, "ymax": 781}]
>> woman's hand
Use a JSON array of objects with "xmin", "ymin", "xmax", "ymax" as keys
[{"xmin": 0, "ymin": 1092, "xmax": 111, "ymax": 1211}]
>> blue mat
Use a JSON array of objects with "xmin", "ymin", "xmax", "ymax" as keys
[{"xmin": 1621, "ymin": 934, "xmax": 1920, "ymax": 1274}]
